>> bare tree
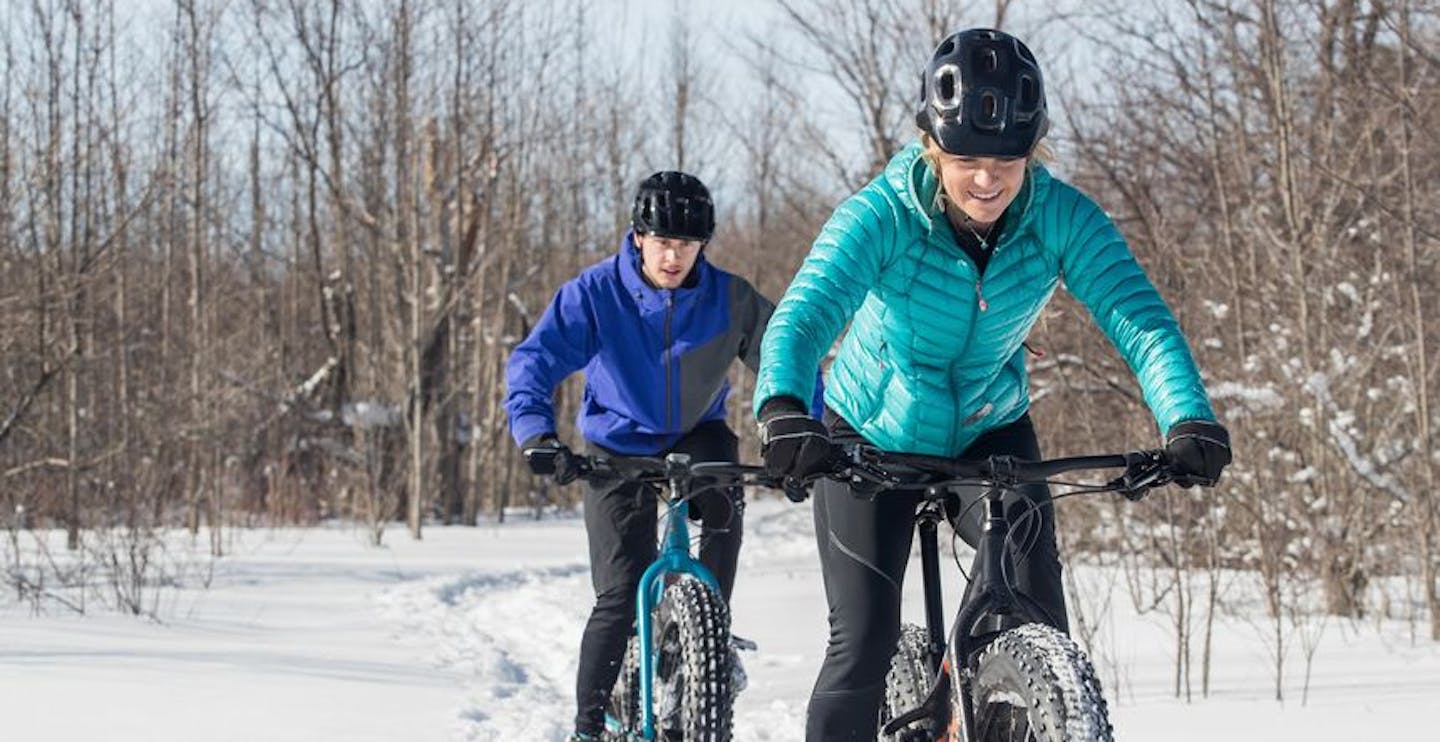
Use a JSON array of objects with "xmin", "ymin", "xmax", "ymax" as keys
[{"xmin": 773, "ymin": 0, "xmax": 969, "ymax": 186}]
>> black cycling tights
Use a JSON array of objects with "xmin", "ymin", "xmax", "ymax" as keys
[
  {"xmin": 573, "ymin": 420, "xmax": 744, "ymax": 736},
  {"xmin": 805, "ymin": 411, "xmax": 1068, "ymax": 741}
]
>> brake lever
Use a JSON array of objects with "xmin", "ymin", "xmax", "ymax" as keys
[
  {"xmin": 781, "ymin": 476, "xmax": 810, "ymax": 503},
  {"xmin": 574, "ymin": 456, "xmax": 612, "ymax": 483},
  {"xmin": 1112, "ymin": 471, "xmax": 1158, "ymax": 501},
  {"xmin": 1110, "ymin": 451, "xmax": 1172, "ymax": 501},
  {"xmin": 836, "ymin": 447, "xmax": 899, "ymax": 500}
]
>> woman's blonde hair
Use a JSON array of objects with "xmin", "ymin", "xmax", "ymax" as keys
[{"xmin": 919, "ymin": 132, "xmax": 1053, "ymax": 214}]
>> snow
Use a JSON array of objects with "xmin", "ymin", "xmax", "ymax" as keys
[
  {"xmin": 4, "ymin": 499, "xmax": 1438, "ymax": 741},
  {"xmin": 1208, "ymin": 381, "xmax": 1284, "ymax": 411}
]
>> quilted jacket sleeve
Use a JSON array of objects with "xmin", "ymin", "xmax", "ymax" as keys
[
  {"xmin": 736, "ymin": 280, "xmax": 826, "ymax": 419},
  {"xmin": 1052, "ymin": 184, "xmax": 1216, "ymax": 434},
  {"xmin": 753, "ymin": 181, "xmax": 898, "ymax": 418}
]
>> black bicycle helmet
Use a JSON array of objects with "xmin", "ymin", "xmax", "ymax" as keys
[
  {"xmin": 631, "ymin": 171, "xmax": 715, "ymax": 241},
  {"xmin": 915, "ymin": 29, "xmax": 1049, "ymax": 158}
]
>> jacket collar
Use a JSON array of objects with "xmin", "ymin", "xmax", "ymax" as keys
[{"xmin": 618, "ymin": 230, "xmax": 710, "ymax": 314}]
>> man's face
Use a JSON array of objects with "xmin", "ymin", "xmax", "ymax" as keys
[{"xmin": 636, "ymin": 232, "xmax": 704, "ymax": 289}]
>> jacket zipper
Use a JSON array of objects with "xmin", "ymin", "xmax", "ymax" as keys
[
  {"xmin": 955, "ymin": 235, "xmax": 1001, "ymax": 448},
  {"xmin": 664, "ymin": 292, "xmax": 674, "ymax": 433},
  {"xmin": 975, "ymin": 233, "xmax": 1009, "ymax": 313}
]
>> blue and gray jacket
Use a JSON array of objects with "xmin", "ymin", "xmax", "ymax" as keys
[{"xmin": 507, "ymin": 232, "xmax": 822, "ymax": 455}]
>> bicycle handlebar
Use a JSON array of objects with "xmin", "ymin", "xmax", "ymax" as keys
[
  {"xmin": 828, "ymin": 445, "xmax": 1176, "ymax": 501},
  {"xmin": 522, "ymin": 448, "xmax": 786, "ymax": 490},
  {"xmin": 585, "ymin": 455, "xmax": 777, "ymax": 486}
]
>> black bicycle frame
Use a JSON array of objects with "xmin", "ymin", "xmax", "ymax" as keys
[
  {"xmin": 902, "ymin": 482, "xmax": 1059, "ymax": 735},
  {"xmin": 845, "ymin": 449, "xmax": 1173, "ymax": 737}
]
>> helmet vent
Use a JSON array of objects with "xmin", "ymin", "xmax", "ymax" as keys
[
  {"xmin": 980, "ymin": 91, "xmax": 998, "ymax": 122},
  {"xmin": 938, "ymin": 38, "xmax": 956, "ymax": 56},
  {"xmin": 934, "ymin": 64, "xmax": 962, "ymax": 110},
  {"xmin": 980, "ymin": 47, "xmax": 999, "ymax": 72},
  {"xmin": 1020, "ymin": 75, "xmax": 1037, "ymax": 110}
]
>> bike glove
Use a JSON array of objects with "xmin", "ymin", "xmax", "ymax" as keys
[
  {"xmin": 521, "ymin": 434, "xmax": 582, "ymax": 485},
  {"xmin": 758, "ymin": 397, "xmax": 833, "ymax": 490},
  {"xmin": 1165, "ymin": 420, "xmax": 1232, "ymax": 488}
]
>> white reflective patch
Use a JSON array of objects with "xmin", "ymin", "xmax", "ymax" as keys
[{"xmin": 987, "ymin": 690, "xmax": 1030, "ymax": 706}]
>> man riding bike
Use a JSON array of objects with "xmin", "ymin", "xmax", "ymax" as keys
[{"xmin": 505, "ymin": 171, "xmax": 823, "ymax": 741}]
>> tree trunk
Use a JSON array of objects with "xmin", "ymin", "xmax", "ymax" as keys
[
  {"xmin": 394, "ymin": 0, "xmax": 423, "ymax": 540},
  {"xmin": 1394, "ymin": 0, "xmax": 1439, "ymax": 641}
]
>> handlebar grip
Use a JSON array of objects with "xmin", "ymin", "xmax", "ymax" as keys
[
  {"xmin": 521, "ymin": 447, "xmax": 557, "ymax": 475},
  {"xmin": 521, "ymin": 447, "xmax": 597, "ymax": 483}
]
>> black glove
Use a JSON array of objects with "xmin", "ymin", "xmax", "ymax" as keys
[
  {"xmin": 521, "ymin": 434, "xmax": 582, "ymax": 486},
  {"xmin": 758, "ymin": 397, "xmax": 834, "ymax": 496},
  {"xmin": 1165, "ymin": 420, "xmax": 1232, "ymax": 488}
]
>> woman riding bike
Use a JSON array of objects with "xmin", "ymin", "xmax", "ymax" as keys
[{"xmin": 752, "ymin": 28, "xmax": 1233, "ymax": 740}]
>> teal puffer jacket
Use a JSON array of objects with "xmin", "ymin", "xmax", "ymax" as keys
[{"xmin": 754, "ymin": 142, "xmax": 1215, "ymax": 455}]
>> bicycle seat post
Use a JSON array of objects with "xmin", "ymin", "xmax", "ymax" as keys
[{"xmin": 918, "ymin": 486, "xmax": 948, "ymax": 668}]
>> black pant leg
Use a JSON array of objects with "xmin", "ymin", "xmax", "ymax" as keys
[
  {"xmin": 805, "ymin": 412, "xmax": 923, "ymax": 741},
  {"xmin": 574, "ymin": 475, "xmax": 657, "ymax": 734}
]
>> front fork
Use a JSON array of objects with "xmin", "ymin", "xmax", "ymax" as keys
[
  {"xmin": 635, "ymin": 456, "xmax": 722, "ymax": 741},
  {"xmin": 916, "ymin": 488, "xmax": 1020, "ymax": 740}
]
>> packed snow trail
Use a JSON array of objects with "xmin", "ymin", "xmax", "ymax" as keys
[
  {"xmin": 376, "ymin": 497, "xmax": 1440, "ymax": 742},
  {"xmin": 378, "ymin": 500, "xmax": 817, "ymax": 741}
]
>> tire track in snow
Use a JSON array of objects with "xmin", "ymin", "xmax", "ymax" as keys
[
  {"xmin": 378, "ymin": 500, "xmax": 816, "ymax": 741},
  {"xmin": 379, "ymin": 563, "xmax": 591, "ymax": 740}
]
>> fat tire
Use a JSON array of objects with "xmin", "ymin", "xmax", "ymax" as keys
[
  {"xmin": 966, "ymin": 623, "xmax": 1114, "ymax": 742},
  {"xmin": 881, "ymin": 622, "xmax": 945, "ymax": 741},
  {"xmin": 609, "ymin": 635, "xmax": 642, "ymax": 737},
  {"xmin": 657, "ymin": 577, "xmax": 733, "ymax": 741}
]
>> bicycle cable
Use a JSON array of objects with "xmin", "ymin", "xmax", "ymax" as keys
[
  {"xmin": 646, "ymin": 473, "xmax": 763, "ymax": 549},
  {"xmin": 936, "ymin": 476, "xmax": 1136, "ymax": 614},
  {"xmin": 1001, "ymin": 478, "xmax": 1128, "ymax": 558}
]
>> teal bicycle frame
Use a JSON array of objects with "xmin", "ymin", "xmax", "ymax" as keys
[
  {"xmin": 595, "ymin": 453, "xmax": 773, "ymax": 741},
  {"xmin": 631, "ymin": 453, "xmax": 719, "ymax": 740},
  {"xmin": 521, "ymin": 444, "xmax": 777, "ymax": 742}
]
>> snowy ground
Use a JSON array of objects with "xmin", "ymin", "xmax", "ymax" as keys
[{"xmin": 3, "ymin": 498, "xmax": 1438, "ymax": 741}]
